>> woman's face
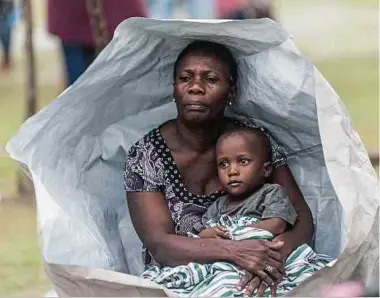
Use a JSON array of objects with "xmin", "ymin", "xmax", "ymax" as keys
[{"xmin": 173, "ymin": 51, "xmax": 236, "ymax": 124}]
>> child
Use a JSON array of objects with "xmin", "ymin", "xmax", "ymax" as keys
[
  {"xmin": 197, "ymin": 126, "xmax": 297, "ymax": 240},
  {"xmin": 141, "ymin": 126, "xmax": 332, "ymax": 297}
]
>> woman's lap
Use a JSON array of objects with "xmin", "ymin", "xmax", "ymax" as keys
[{"xmin": 141, "ymin": 215, "xmax": 333, "ymax": 296}]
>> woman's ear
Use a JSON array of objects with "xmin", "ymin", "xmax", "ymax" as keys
[
  {"xmin": 228, "ymin": 84, "xmax": 237, "ymax": 101},
  {"xmin": 263, "ymin": 162, "xmax": 273, "ymax": 179},
  {"xmin": 172, "ymin": 82, "xmax": 176, "ymax": 101}
]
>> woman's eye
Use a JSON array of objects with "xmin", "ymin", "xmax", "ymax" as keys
[
  {"xmin": 205, "ymin": 77, "xmax": 218, "ymax": 83},
  {"xmin": 179, "ymin": 76, "xmax": 191, "ymax": 82},
  {"xmin": 218, "ymin": 161, "xmax": 229, "ymax": 168}
]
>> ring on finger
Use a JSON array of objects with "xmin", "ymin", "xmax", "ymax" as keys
[
  {"xmin": 261, "ymin": 281, "xmax": 269, "ymax": 287},
  {"xmin": 263, "ymin": 278, "xmax": 275, "ymax": 287},
  {"xmin": 264, "ymin": 265, "xmax": 275, "ymax": 274}
]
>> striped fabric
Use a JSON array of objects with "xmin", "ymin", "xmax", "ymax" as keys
[{"xmin": 141, "ymin": 215, "xmax": 333, "ymax": 297}]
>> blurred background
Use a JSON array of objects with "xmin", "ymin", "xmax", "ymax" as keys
[{"xmin": 0, "ymin": 0, "xmax": 378, "ymax": 296}]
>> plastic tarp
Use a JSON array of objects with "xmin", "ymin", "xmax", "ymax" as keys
[{"xmin": 6, "ymin": 18, "xmax": 379, "ymax": 296}]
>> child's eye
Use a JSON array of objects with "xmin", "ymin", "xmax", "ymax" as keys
[
  {"xmin": 218, "ymin": 161, "xmax": 229, "ymax": 168},
  {"xmin": 239, "ymin": 158, "xmax": 250, "ymax": 165}
]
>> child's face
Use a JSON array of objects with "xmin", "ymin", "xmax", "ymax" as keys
[{"xmin": 216, "ymin": 134, "xmax": 271, "ymax": 198}]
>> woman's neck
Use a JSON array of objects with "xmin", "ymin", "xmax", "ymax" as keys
[{"xmin": 175, "ymin": 118, "xmax": 226, "ymax": 152}]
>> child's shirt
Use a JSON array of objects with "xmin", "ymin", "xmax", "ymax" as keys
[{"xmin": 200, "ymin": 183, "xmax": 297, "ymax": 230}]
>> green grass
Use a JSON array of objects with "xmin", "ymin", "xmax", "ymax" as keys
[
  {"xmin": 0, "ymin": 200, "xmax": 52, "ymax": 296},
  {"xmin": 315, "ymin": 56, "xmax": 379, "ymax": 150}
]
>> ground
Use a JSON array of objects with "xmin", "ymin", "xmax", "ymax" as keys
[{"xmin": 0, "ymin": 0, "xmax": 378, "ymax": 296}]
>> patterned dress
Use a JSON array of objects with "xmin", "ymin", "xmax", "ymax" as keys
[{"xmin": 123, "ymin": 118, "xmax": 287, "ymax": 266}]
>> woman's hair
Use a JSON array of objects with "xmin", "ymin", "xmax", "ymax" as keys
[{"xmin": 173, "ymin": 40, "xmax": 238, "ymax": 86}]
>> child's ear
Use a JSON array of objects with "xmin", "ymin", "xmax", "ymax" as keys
[{"xmin": 263, "ymin": 162, "xmax": 273, "ymax": 179}]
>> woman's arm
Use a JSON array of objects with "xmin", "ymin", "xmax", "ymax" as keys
[
  {"xmin": 128, "ymin": 191, "xmax": 231, "ymax": 265},
  {"xmin": 127, "ymin": 191, "xmax": 284, "ymax": 283},
  {"xmin": 270, "ymin": 165, "xmax": 314, "ymax": 258}
]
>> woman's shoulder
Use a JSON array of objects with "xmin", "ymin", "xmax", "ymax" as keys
[
  {"xmin": 126, "ymin": 127, "xmax": 161, "ymax": 156},
  {"xmin": 124, "ymin": 127, "xmax": 166, "ymax": 192},
  {"xmin": 127, "ymin": 120, "xmax": 176, "ymax": 154}
]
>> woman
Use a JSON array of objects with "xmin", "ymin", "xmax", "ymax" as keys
[{"xmin": 124, "ymin": 40, "xmax": 314, "ymax": 296}]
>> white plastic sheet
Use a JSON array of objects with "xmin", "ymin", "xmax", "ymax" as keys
[{"xmin": 6, "ymin": 18, "xmax": 379, "ymax": 296}]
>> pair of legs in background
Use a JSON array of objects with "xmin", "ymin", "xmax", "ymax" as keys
[
  {"xmin": 0, "ymin": 18, "xmax": 12, "ymax": 70},
  {"xmin": 60, "ymin": 43, "xmax": 96, "ymax": 87},
  {"xmin": 0, "ymin": 6, "xmax": 17, "ymax": 71}
]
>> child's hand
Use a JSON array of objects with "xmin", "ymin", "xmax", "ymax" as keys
[{"xmin": 198, "ymin": 226, "xmax": 230, "ymax": 239}]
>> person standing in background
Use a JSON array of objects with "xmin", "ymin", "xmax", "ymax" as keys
[
  {"xmin": 0, "ymin": 0, "xmax": 15, "ymax": 73},
  {"xmin": 146, "ymin": 0, "xmax": 214, "ymax": 19},
  {"xmin": 47, "ymin": 0, "xmax": 147, "ymax": 87}
]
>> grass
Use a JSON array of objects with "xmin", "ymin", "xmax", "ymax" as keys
[
  {"xmin": 0, "ymin": 200, "xmax": 52, "ymax": 296},
  {"xmin": 315, "ymin": 56, "xmax": 379, "ymax": 150}
]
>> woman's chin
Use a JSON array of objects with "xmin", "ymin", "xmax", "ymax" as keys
[{"xmin": 182, "ymin": 112, "xmax": 210, "ymax": 124}]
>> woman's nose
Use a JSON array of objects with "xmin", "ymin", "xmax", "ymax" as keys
[{"xmin": 188, "ymin": 80, "xmax": 205, "ymax": 95}]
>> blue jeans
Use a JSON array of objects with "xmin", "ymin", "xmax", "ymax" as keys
[
  {"xmin": 146, "ymin": 0, "xmax": 214, "ymax": 19},
  {"xmin": 0, "ymin": 11, "xmax": 14, "ymax": 66},
  {"xmin": 61, "ymin": 43, "xmax": 96, "ymax": 86}
]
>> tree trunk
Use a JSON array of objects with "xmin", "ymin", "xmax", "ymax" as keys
[
  {"xmin": 86, "ymin": 0, "xmax": 109, "ymax": 54},
  {"xmin": 17, "ymin": 0, "xmax": 37, "ymax": 197}
]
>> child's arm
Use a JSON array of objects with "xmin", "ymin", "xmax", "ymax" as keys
[
  {"xmin": 198, "ymin": 226, "xmax": 230, "ymax": 239},
  {"xmin": 254, "ymin": 184, "xmax": 297, "ymax": 236},
  {"xmin": 249, "ymin": 218, "xmax": 288, "ymax": 237}
]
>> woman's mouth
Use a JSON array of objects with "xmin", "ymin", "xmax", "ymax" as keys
[{"xmin": 185, "ymin": 104, "xmax": 206, "ymax": 111}]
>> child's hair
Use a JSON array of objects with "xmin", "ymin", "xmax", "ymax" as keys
[{"xmin": 216, "ymin": 126, "xmax": 272, "ymax": 163}]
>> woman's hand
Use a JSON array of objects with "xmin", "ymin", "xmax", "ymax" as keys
[
  {"xmin": 273, "ymin": 233, "xmax": 293, "ymax": 262},
  {"xmin": 229, "ymin": 239, "xmax": 285, "ymax": 287},
  {"xmin": 238, "ymin": 270, "xmax": 279, "ymax": 297},
  {"xmin": 198, "ymin": 226, "xmax": 230, "ymax": 239}
]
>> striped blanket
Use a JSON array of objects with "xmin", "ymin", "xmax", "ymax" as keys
[{"xmin": 141, "ymin": 215, "xmax": 333, "ymax": 297}]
